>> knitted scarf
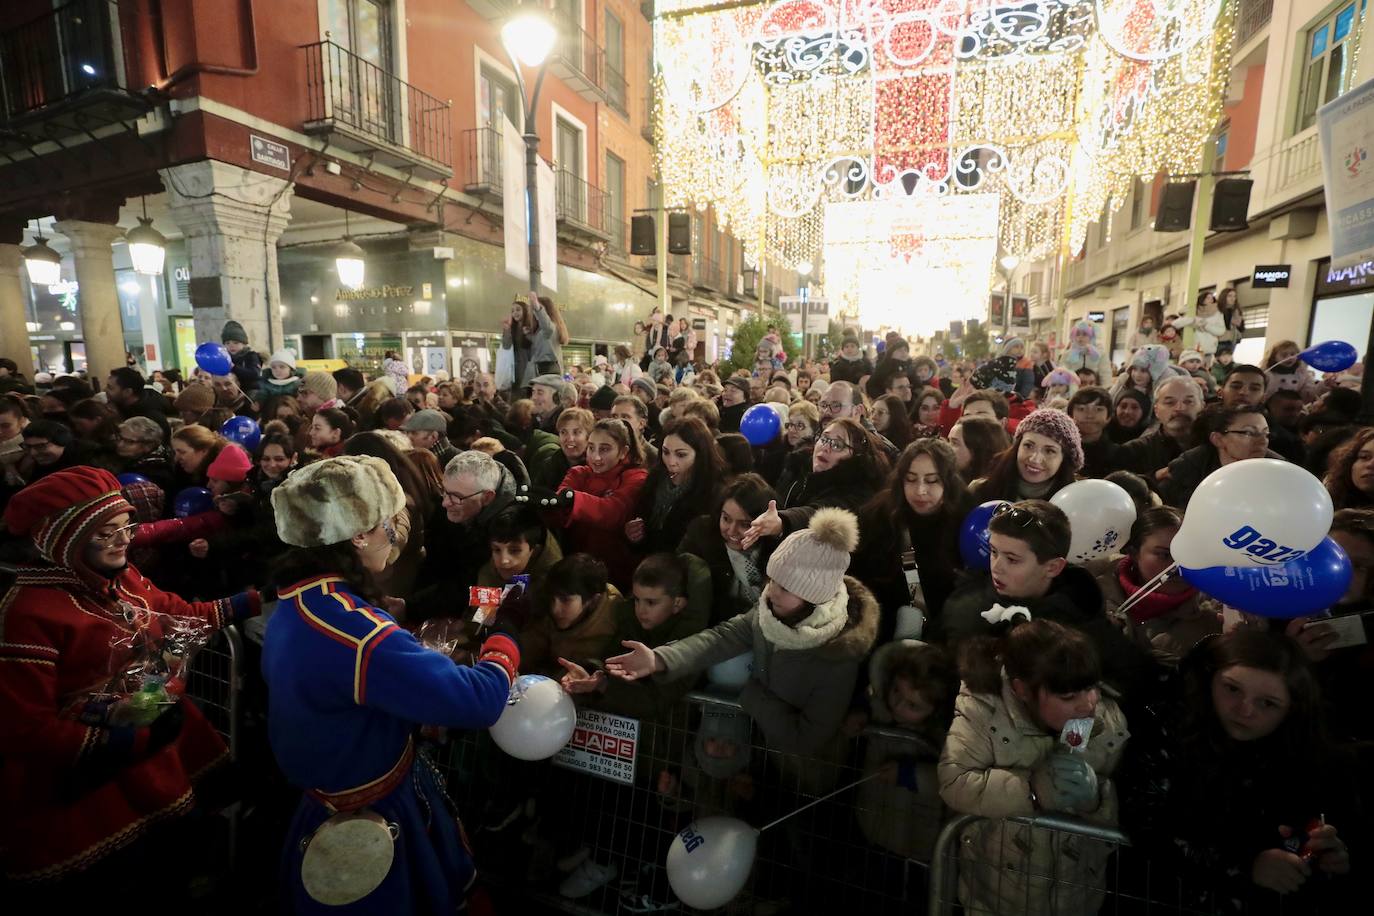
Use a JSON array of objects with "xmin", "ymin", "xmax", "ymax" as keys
[{"xmin": 756, "ymin": 580, "xmax": 850, "ymax": 651}]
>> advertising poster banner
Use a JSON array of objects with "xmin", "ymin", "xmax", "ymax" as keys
[
  {"xmin": 1318, "ymin": 77, "xmax": 1374, "ymax": 269},
  {"xmin": 553, "ymin": 710, "xmax": 639, "ymax": 786}
]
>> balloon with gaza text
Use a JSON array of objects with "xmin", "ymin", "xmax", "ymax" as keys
[
  {"xmin": 194, "ymin": 342, "xmax": 233, "ymax": 376},
  {"xmin": 489, "ymin": 674, "xmax": 576, "ymax": 761},
  {"xmin": 116, "ymin": 472, "xmax": 150, "ymax": 488},
  {"xmin": 1180, "ymin": 537, "xmax": 1352, "ymax": 618},
  {"xmin": 959, "ymin": 500, "xmax": 1010, "ymax": 569},
  {"xmin": 666, "ymin": 816, "xmax": 757, "ymax": 910},
  {"xmin": 172, "ymin": 486, "xmax": 214, "ymax": 518},
  {"xmin": 739, "ymin": 403, "xmax": 781, "ymax": 446},
  {"xmin": 1169, "ymin": 459, "xmax": 1332, "ymax": 570},
  {"xmin": 1051, "ymin": 479, "xmax": 1137, "ymax": 563},
  {"xmin": 221, "ymin": 415, "xmax": 262, "ymax": 452},
  {"xmin": 1298, "ymin": 340, "xmax": 1358, "ymax": 373}
]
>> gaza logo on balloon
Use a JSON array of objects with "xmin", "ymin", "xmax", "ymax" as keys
[
  {"xmin": 1220, "ymin": 525, "xmax": 1310, "ymax": 565},
  {"xmin": 679, "ymin": 825, "xmax": 705, "ymax": 853}
]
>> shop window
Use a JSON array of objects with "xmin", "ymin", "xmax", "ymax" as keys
[
  {"xmin": 480, "ymin": 66, "xmax": 518, "ymax": 131},
  {"xmin": 1309, "ymin": 292, "xmax": 1374, "ymax": 361},
  {"xmin": 1296, "ymin": 1, "xmax": 1364, "ymax": 132},
  {"xmin": 606, "ymin": 152, "xmax": 626, "ymax": 251}
]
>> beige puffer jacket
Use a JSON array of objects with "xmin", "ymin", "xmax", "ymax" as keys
[{"xmin": 938, "ymin": 674, "xmax": 1129, "ymax": 916}]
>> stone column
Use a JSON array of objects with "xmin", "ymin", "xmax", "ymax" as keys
[
  {"xmin": 0, "ymin": 241, "xmax": 33, "ymax": 375},
  {"xmin": 52, "ymin": 219, "xmax": 126, "ymax": 384},
  {"xmin": 161, "ymin": 160, "xmax": 294, "ymax": 354}
]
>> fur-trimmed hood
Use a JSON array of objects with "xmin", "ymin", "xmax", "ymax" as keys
[
  {"xmin": 755, "ymin": 574, "xmax": 878, "ymax": 661},
  {"xmin": 867, "ymin": 638, "xmax": 929, "ymax": 724}
]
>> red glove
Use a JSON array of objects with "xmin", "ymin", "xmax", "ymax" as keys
[{"xmin": 478, "ymin": 633, "xmax": 520, "ymax": 683}]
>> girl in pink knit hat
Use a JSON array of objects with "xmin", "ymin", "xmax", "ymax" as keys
[{"xmin": 970, "ymin": 408, "xmax": 1083, "ymax": 503}]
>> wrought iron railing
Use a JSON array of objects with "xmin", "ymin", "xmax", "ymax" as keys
[
  {"xmin": 1236, "ymin": 0, "xmax": 1273, "ymax": 45},
  {"xmin": 302, "ymin": 39, "xmax": 451, "ymax": 169},
  {"xmin": 461, "ymin": 126, "xmax": 503, "ymax": 192},
  {"xmin": 605, "ymin": 62, "xmax": 628, "ymax": 115},
  {"xmin": 1, "ymin": 0, "xmax": 123, "ymax": 120},
  {"xmin": 555, "ymin": 167, "xmax": 610, "ymax": 235},
  {"xmin": 694, "ymin": 256, "xmax": 722, "ymax": 290},
  {"xmin": 554, "ymin": 14, "xmax": 604, "ymax": 90}
]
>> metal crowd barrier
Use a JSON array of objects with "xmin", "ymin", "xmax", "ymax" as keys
[
  {"xmin": 184, "ymin": 622, "xmax": 245, "ymax": 871},
  {"xmin": 429, "ymin": 688, "xmax": 942, "ymax": 915}
]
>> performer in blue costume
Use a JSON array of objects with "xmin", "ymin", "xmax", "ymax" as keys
[{"xmin": 263, "ymin": 455, "xmax": 519, "ymax": 914}]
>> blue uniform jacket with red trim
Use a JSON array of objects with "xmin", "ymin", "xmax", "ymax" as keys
[{"xmin": 264, "ymin": 575, "xmax": 511, "ymax": 794}]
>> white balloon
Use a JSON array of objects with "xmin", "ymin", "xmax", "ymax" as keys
[
  {"xmin": 1170, "ymin": 458, "xmax": 1332, "ymax": 569},
  {"xmin": 666, "ymin": 816, "xmax": 757, "ymax": 909},
  {"xmin": 489, "ymin": 675, "xmax": 577, "ymax": 761},
  {"xmin": 706, "ymin": 652, "xmax": 754, "ymax": 689},
  {"xmin": 1050, "ymin": 479, "xmax": 1138, "ymax": 563}
]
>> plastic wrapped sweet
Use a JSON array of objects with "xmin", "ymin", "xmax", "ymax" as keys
[{"xmin": 64, "ymin": 609, "xmax": 213, "ymax": 728}]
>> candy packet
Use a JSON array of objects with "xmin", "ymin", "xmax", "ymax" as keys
[{"xmin": 1060, "ymin": 717, "xmax": 1094, "ymax": 754}]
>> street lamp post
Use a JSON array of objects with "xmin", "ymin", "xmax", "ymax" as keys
[
  {"xmin": 998, "ymin": 254, "xmax": 1020, "ymax": 339},
  {"xmin": 501, "ymin": 3, "xmax": 557, "ymax": 294}
]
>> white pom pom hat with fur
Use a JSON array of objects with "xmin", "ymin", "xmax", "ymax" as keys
[
  {"xmin": 766, "ymin": 507, "xmax": 859, "ymax": 605},
  {"xmin": 271, "ymin": 455, "xmax": 406, "ymax": 548}
]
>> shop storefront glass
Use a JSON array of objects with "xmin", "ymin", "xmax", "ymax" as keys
[{"xmin": 1310, "ymin": 257, "xmax": 1374, "ymax": 360}]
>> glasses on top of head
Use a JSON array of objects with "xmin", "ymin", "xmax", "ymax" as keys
[{"xmin": 993, "ymin": 503, "xmax": 1044, "ymax": 531}]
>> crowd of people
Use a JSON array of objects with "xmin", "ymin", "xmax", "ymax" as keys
[{"xmin": 0, "ymin": 295, "xmax": 1369, "ymax": 914}]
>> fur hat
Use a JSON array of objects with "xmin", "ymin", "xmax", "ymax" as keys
[
  {"xmin": 268, "ymin": 348, "xmax": 297, "ymax": 370},
  {"xmin": 175, "ymin": 384, "xmax": 216, "ymax": 414},
  {"xmin": 767, "ymin": 507, "xmax": 859, "ymax": 605},
  {"xmin": 1016, "ymin": 407, "xmax": 1084, "ymax": 471},
  {"xmin": 221, "ymin": 320, "xmax": 249, "ymax": 345},
  {"xmin": 299, "ymin": 370, "xmax": 338, "ymax": 402},
  {"xmin": 271, "ymin": 455, "xmax": 406, "ymax": 547},
  {"xmin": 207, "ymin": 444, "xmax": 252, "ymax": 483}
]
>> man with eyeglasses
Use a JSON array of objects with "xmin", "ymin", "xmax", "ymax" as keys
[
  {"xmin": 412, "ymin": 450, "xmax": 522, "ymax": 623},
  {"xmin": 113, "ymin": 416, "xmax": 174, "ymax": 493},
  {"xmin": 1158, "ymin": 406, "xmax": 1282, "ymax": 509},
  {"xmin": 818, "ymin": 381, "xmax": 899, "ymax": 459},
  {"xmin": 17, "ymin": 419, "xmax": 101, "ymax": 483}
]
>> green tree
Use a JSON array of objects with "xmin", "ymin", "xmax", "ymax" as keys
[
  {"xmin": 722, "ymin": 313, "xmax": 799, "ymax": 375},
  {"xmin": 960, "ymin": 323, "xmax": 990, "ymax": 360}
]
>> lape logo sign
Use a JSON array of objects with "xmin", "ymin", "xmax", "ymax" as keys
[{"xmin": 1252, "ymin": 265, "xmax": 1291, "ymax": 288}]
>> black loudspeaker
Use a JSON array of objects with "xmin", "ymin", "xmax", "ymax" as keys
[
  {"xmin": 1210, "ymin": 178, "xmax": 1253, "ymax": 231},
  {"xmin": 1154, "ymin": 181, "xmax": 1196, "ymax": 232},
  {"xmin": 667, "ymin": 212, "xmax": 691, "ymax": 254},
  {"xmin": 630, "ymin": 215, "xmax": 656, "ymax": 255}
]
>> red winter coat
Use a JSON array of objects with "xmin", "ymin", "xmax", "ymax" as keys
[
  {"xmin": 0, "ymin": 564, "xmax": 258, "ymax": 882},
  {"xmin": 553, "ymin": 460, "xmax": 648, "ymax": 591}
]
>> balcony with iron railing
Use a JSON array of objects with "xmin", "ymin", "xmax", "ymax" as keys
[
  {"xmin": 693, "ymin": 256, "xmax": 722, "ymax": 291},
  {"xmin": 0, "ymin": 0, "xmax": 152, "ymax": 148},
  {"xmin": 641, "ymin": 93, "xmax": 655, "ymax": 142},
  {"xmin": 302, "ymin": 39, "xmax": 452, "ymax": 180},
  {"xmin": 1236, "ymin": 0, "xmax": 1273, "ymax": 46},
  {"xmin": 461, "ymin": 126, "xmax": 503, "ymax": 199},
  {"xmin": 550, "ymin": 15, "xmax": 605, "ymax": 102},
  {"xmin": 605, "ymin": 61, "xmax": 628, "ymax": 116},
  {"xmin": 554, "ymin": 168, "xmax": 611, "ymax": 241}
]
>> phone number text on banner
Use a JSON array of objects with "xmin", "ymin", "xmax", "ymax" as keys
[{"xmin": 553, "ymin": 710, "xmax": 640, "ymax": 786}]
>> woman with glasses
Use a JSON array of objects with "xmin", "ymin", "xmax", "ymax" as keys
[
  {"xmin": 741, "ymin": 417, "xmax": 891, "ymax": 547},
  {"xmin": 968, "ymin": 408, "xmax": 1082, "ymax": 503},
  {"xmin": 911, "ymin": 386, "xmax": 943, "ymax": 438},
  {"xmin": 1158, "ymin": 406, "xmax": 1276, "ymax": 509},
  {"xmin": 0, "ymin": 467, "xmax": 259, "ymax": 902},
  {"xmin": 853, "ymin": 439, "xmax": 971, "ymax": 643},
  {"xmin": 114, "ymin": 416, "xmax": 174, "ymax": 494},
  {"xmin": 774, "ymin": 400, "xmax": 822, "ymax": 494}
]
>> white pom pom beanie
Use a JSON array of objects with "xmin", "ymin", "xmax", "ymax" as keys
[{"xmin": 766, "ymin": 507, "xmax": 860, "ymax": 605}]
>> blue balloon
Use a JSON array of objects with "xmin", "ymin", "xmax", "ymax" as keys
[
  {"xmin": 1298, "ymin": 340, "xmax": 1358, "ymax": 373},
  {"xmin": 739, "ymin": 403, "xmax": 781, "ymax": 446},
  {"xmin": 172, "ymin": 486, "xmax": 214, "ymax": 519},
  {"xmin": 220, "ymin": 415, "xmax": 261, "ymax": 452},
  {"xmin": 1180, "ymin": 537, "xmax": 1352, "ymax": 618},
  {"xmin": 959, "ymin": 500, "xmax": 1011, "ymax": 569},
  {"xmin": 195, "ymin": 341, "xmax": 233, "ymax": 376},
  {"xmin": 116, "ymin": 472, "xmax": 150, "ymax": 487}
]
